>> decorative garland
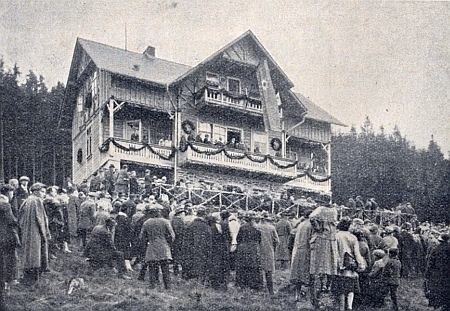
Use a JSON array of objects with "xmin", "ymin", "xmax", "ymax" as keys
[
  {"xmin": 296, "ymin": 171, "xmax": 332, "ymax": 182},
  {"xmin": 271, "ymin": 138, "xmax": 282, "ymax": 151},
  {"xmin": 98, "ymin": 138, "xmax": 176, "ymax": 161},
  {"xmin": 180, "ymin": 140, "xmax": 299, "ymax": 170},
  {"xmin": 181, "ymin": 120, "xmax": 196, "ymax": 134}
]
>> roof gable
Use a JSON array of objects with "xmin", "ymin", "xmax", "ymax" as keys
[{"xmin": 172, "ymin": 30, "xmax": 294, "ymax": 88}]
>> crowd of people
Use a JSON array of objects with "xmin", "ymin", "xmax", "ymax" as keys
[{"xmin": 0, "ymin": 173, "xmax": 449, "ymax": 311}]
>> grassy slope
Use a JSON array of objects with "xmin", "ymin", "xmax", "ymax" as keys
[{"xmin": 6, "ymin": 248, "xmax": 433, "ymax": 311}]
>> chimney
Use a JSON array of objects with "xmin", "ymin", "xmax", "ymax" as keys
[{"xmin": 144, "ymin": 46, "xmax": 155, "ymax": 58}]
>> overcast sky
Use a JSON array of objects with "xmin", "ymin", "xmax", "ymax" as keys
[{"xmin": 1, "ymin": 0, "xmax": 449, "ymax": 155}]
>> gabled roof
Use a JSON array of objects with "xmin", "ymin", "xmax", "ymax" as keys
[
  {"xmin": 293, "ymin": 92, "xmax": 346, "ymax": 126},
  {"xmin": 77, "ymin": 38, "xmax": 191, "ymax": 86},
  {"xmin": 171, "ymin": 30, "xmax": 294, "ymax": 88}
]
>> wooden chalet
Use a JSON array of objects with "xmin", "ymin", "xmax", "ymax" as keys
[{"xmin": 61, "ymin": 31, "xmax": 345, "ymax": 198}]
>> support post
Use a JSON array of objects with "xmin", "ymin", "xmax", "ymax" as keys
[{"xmin": 108, "ymin": 98, "xmax": 115, "ymax": 138}]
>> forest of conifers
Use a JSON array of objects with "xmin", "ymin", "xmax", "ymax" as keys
[{"xmin": 0, "ymin": 61, "xmax": 448, "ymax": 222}]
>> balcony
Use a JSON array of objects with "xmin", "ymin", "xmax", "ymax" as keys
[
  {"xmin": 203, "ymin": 88, "xmax": 263, "ymax": 114},
  {"xmin": 285, "ymin": 174, "xmax": 331, "ymax": 194},
  {"xmin": 109, "ymin": 138, "xmax": 175, "ymax": 168},
  {"xmin": 178, "ymin": 142, "xmax": 297, "ymax": 178}
]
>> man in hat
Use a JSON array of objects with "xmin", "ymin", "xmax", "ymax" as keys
[
  {"xmin": 18, "ymin": 182, "xmax": 51, "ymax": 285},
  {"xmin": 139, "ymin": 205, "xmax": 175, "ymax": 289},
  {"xmin": 143, "ymin": 169, "xmax": 153, "ymax": 198},
  {"xmin": 275, "ymin": 211, "xmax": 293, "ymax": 270},
  {"xmin": 12, "ymin": 176, "xmax": 30, "ymax": 216},
  {"xmin": 0, "ymin": 183, "xmax": 19, "ymax": 309}
]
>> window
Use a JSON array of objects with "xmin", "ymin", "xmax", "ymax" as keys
[
  {"xmin": 252, "ymin": 132, "xmax": 267, "ymax": 154},
  {"xmin": 125, "ymin": 120, "xmax": 141, "ymax": 142},
  {"xmin": 198, "ymin": 122, "xmax": 212, "ymax": 143},
  {"xmin": 206, "ymin": 72, "xmax": 220, "ymax": 88},
  {"xmin": 226, "ymin": 128, "xmax": 242, "ymax": 147},
  {"xmin": 86, "ymin": 127, "xmax": 92, "ymax": 159},
  {"xmin": 212, "ymin": 125, "xmax": 226, "ymax": 145},
  {"xmin": 227, "ymin": 77, "xmax": 240, "ymax": 94}
]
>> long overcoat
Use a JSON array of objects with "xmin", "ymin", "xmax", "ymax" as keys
[
  {"xmin": 425, "ymin": 241, "xmax": 450, "ymax": 309},
  {"xmin": 182, "ymin": 217, "xmax": 212, "ymax": 278},
  {"xmin": 140, "ymin": 217, "xmax": 175, "ymax": 262},
  {"xmin": 309, "ymin": 206, "xmax": 338, "ymax": 276},
  {"xmin": 18, "ymin": 195, "xmax": 50, "ymax": 270},
  {"xmin": 258, "ymin": 222, "xmax": 279, "ymax": 272},
  {"xmin": 290, "ymin": 218, "xmax": 313, "ymax": 285},
  {"xmin": 236, "ymin": 222, "xmax": 262, "ymax": 268},
  {"xmin": 67, "ymin": 194, "xmax": 81, "ymax": 236},
  {"xmin": 275, "ymin": 218, "xmax": 292, "ymax": 261}
]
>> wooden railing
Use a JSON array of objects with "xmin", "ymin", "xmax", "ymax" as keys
[
  {"xmin": 110, "ymin": 138, "xmax": 174, "ymax": 168},
  {"xmin": 286, "ymin": 174, "xmax": 331, "ymax": 194},
  {"xmin": 204, "ymin": 88, "xmax": 263, "ymax": 113},
  {"xmin": 179, "ymin": 142, "xmax": 297, "ymax": 178}
]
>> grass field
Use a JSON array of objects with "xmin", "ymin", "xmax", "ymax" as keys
[{"xmin": 5, "ymin": 247, "xmax": 434, "ymax": 311}]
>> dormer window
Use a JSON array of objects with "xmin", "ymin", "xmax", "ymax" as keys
[
  {"xmin": 227, "ymin": 77, "xmax": 240, "ymax": 94},
  {"xmin": 206, "ymin": 72, "xmax": 219, "ymax": 88}
]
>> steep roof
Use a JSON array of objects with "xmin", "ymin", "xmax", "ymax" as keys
[
  {"xmin": 77, "ymin": 38, "xmax": 192, "ymax": 86},
  {"xmin": 293, "ymin": 92, "xmax": 346, "ymax": 126},
  {"xmin": 172, "ymin": 30, "xmax": 294, "ymax": 88}
]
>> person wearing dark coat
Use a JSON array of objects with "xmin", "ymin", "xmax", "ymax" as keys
[
  {"xmin": 114, "ymin": 206, "xmax": 133, "ymax": 268},
  {"xmin": 398, "ymin": 223, "xmax": 415, "ymax": 278},
  {"xmin": 44, "ymin": 186, "xmax": 64, "ymax": 257},
  {"xmin": 383, "ymin": 248, "xmax": 401, "ymax": 311},
  {"xmin": 275, "ymin": 214, "xmax": 292, "ymax": 270},
  {"xmin": 84, "ymin": 218, "xmax": 130, "ymax": 279},
  {"xmin": 170, "ymin": 207, "xmax": 186, "ymax": 276},
  {"xmin": 0, "ymin": 184, "xmax": 19, "ymax": 310},
  {"xmin": 129, "ymin": 171, "xmax": 139, "ymax": 195},
  {"xmin": 425, "ymin": 234, "xmax": 450, "ymax": 311},
  {"xmin": 182, "ymin": 208, "xmax": 212, "ymax": 281},
  {"xmin": 89, "ymin": 171, "xmax": 102, "ymax": 192},
  {"xmin": 235, "ymin": 212, "xmax": 263, "ymax": 291},
  {"xmin": 133, "ymin": 206, "xmax": 153, "ymax": 281},
  {"xmin": 206, "ymin": 214, "xmax": 229, "ymax": 290}
]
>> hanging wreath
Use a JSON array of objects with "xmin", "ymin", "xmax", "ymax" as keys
[
  {"xmin": 271, "ymin": 138, "xmax": 282, "ymax": 152},
  {"xmin": 181, "ymin": 120, "xmax": 195, "ymax": 134}
]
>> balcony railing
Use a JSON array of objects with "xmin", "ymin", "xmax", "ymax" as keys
[
  {"xmin": 204, "ymin": 88, "xmax": 263, "ymax": 113},
  {"xmin": 179, "ymin": 142, "xmax": 297, "ymax": 178},
  {"xmin": 110, "ymin": 138, "xmax": 174, "ymax": 168},
  {"xmin": 285, "ymin": 174, "xmax": 331, "ymax": 194}
]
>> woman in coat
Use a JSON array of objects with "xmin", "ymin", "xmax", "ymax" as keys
[
  {"xmin": 290, "ymin": 210, "xmax": 313, "ymax": 301},
  {"xmin": 235, "ymin": 211, "xmax": 263, "ymax": 291},
  {"xmin": 258, "ymin": 213, "xmax": 279, "ymax": 295},
  {"xmin": 332, "ymin": 217, "xmax": 366, "ymax": 311}
]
